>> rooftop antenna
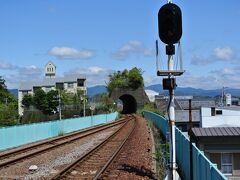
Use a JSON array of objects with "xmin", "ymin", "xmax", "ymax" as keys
[
  {"xmin": 221, "ymin": 87, "xmax": 228, "ymax": 106},
  {"xmin": 157, "ymin": 1, "xmax": 184, "ymax": 179}
]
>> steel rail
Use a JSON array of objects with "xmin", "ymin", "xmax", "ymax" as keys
[
  {"xmin": 93, "ymin": 115, "xmax": 137, "ymax": 179},
  {"xmin": 50, "ymin": 116, "xmax": 135, "ymax": 180},
  {"xmin": 0, "ymin": 118, "xmax": 126, "ymax": 168}
]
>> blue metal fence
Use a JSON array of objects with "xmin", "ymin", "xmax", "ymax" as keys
[
  {"xmin": 143, "ymin": 111, "xmax": 226, "ymax": 180},
  {"xmin": 0, "ymin": 112, "xmax": 118, "ymax": 151},
  {"xmin": 143, "ymin": 111, "xmax": 169, "ymax": 137},
  {"xmin": 175, "ymin": 127, "xmax": 190, "ymax": 180}
]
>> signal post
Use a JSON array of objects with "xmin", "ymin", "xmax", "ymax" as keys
[{"xmin": 157, "ymin": 1, "xmax": 184, "ymax": 179}]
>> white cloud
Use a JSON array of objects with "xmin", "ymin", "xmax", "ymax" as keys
[
  {"xmin": 2, "ymin": 64, "xmax": 43, "ymax": 89},
  {"xmin": 128, "ymin": 40, "xmax": 142, "ymax": 47},
  {"xmin": 48, "ymin": 47, "xmax": 95, "ymax": 60},
  {"xmin": 213, "ymin": 47, "xmax": 234, "ymax": 60},
  {"xmin": 18, "ymin": 65, "xmax": 43, "ymax": 77},
  {"xmin": 0, "ymin": 61, "xmax": 17, "ymax": 70},
  {"xmin": 112, "ymin": 40, "xmax": 155, "ymax": 60},
  {"xmin": 179, "ymin": 67, "xmax": 240, "ymax": 89},
  {"xmin": 144, "ymin": 66, "xmax": 240, "ymax": 90},
  {"xmin": 65, "ymin": 66, "xmax": 114, "ymax": 87},
  {"xmin": 191, "ymin": 47, "xmax": 240, "ymax": 66},
  {"xmin": 143, "ymin": 74, "xmax": 161, "ymax": 86},
  {"xmin": 178, "ymin": 74, "xmax": 219, "ymax": 90},
  {"xmin": 0, "ymin": 61, "xmax": 44, "ymax": 88},
  {"xmin": 190, "ymin": 55, "xmax": 213, "ymax": 66},
  {"xmin": 210, "ymin": 68, "xmax": 235, "ymax": 76},
  {"xmin": 143, "ymin": 48, "xmax": 155, "ymax": 57}
]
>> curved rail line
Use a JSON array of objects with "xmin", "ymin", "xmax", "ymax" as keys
[
  {"xmin": 0, "ymin": 118, "xmax": 127, "ymax": 168},
  {"xmin": 50, "ymin": 115, "xmax": 136, "ymax": 180}
]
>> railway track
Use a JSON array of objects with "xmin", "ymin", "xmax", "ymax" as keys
[
  {"xmin": 50, "ymin": 115, "xmax": 136, "ymax": 180},
  {"xmin": 0, "ymin": 118, "xmax": 127, "ymax": 168}
]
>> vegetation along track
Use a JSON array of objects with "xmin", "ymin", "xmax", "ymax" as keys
[
  {"xmin": 50, "ymin": 115, "xmax": 136, "ymax": 180},
  {"xmin": 0, "ymin": 118, "xmax": 127, "ymax": 168}
]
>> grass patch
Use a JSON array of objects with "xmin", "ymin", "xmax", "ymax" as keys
[
  {"xmin": 137, "ymin": 102, "xmax": 164, "ymax": 117},
  {"xmin": 148, "ymin": 120, "xmax": 169, "ymax": 179},
  {"xmin": 58, "ymin": 129, "xmax": 65, "ymax": 136}
]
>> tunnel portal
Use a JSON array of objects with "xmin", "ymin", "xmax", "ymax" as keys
[
  {"xmin": 119, "ymin": 94, "xmax": 137, "ymax": 114},
  {"xmin": 110, "ymin": 87, "xmax": 149, "ymax": 114}
]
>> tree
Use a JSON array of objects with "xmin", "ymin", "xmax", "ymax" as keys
[
  {"xmin": 128, "ymin": 67, "xmax": 144, "ymax": 89},
  {"xmin": 32, "ymin": 89, "xmax": 59, "ymax": 115},
  {"xmin": 44, "ymin": 90, "xmax": 59, "ymax": 115},
  {"xmin": 22, "ymin": 94, "xmax": 33, "ymax": 109},
  {"xmin": 33, "ymin": 89, "xmax": 47, "ymax": 112},
  {"xmin": 107, "ymin": 67, "xmax": 144, "ymax": 93},
  {"xmin": 0, "ymin": 76, "xmax": 6, "ymax": 90},
  {"xmin": 0, "ymin": 104, "xmax": 18, "ymax": 126},
  {"xmin": 0, "ymin": 76, "xmax": 18, "ymax": 127}
]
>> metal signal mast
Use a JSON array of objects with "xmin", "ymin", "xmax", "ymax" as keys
[{"xmin": 157, "ymin": 1, "xmax": 184, "ymax": 179}]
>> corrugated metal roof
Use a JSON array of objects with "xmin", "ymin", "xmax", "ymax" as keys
[{"xmin": 192, "ymin": 127, "xmax": 240, "ymax": 137}]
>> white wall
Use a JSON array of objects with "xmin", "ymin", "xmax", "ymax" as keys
[
  {"xmin": 18, "ymin": 90, "xmax": 33, "ymax": 116},
  {"xmin": 201, "ymin": 107, "xmax": 240, "ymax": 127},
  {"xmin": 18, "ymin": 80, "xmax": 87, "ymax": 115}
]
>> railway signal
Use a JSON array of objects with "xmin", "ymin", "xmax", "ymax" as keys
[
  {"xmin": 158, "ymin": 3, "xmax": 182, "ymax": 45},
  {"xmin": 157, "ymin": 1, "xmax": 184, "ymax": 180}
]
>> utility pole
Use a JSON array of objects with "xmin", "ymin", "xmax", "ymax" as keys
[
  {"xmin": 188, "ymin": 99, "xmax": 193, "ymax": 180},
  {"xmin": 58, "ymin": 91, "xmax": 62, "ymax": 120},
  {"xmin": 90, "ymin": 103, "xmax": 95, "ymax": 126},
  {"xmin": 80, "ymin": 90, "xmax": 86, "ymax": 117},
  {"xmin": 83, "ymin": 90, "xmax": 86, "ymax": 117},
  {"xmin": 221, "ymin": 87, "xmax": 228, "ymax": 106}
]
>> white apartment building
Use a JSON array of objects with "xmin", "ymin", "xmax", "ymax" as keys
[
  {"xmin": 201, "ymin": 106, "xmax": 240, "ymax": 127},
  {"xmin": 18, "ymin": 61, "xmax": 87, "ymax": 115}
]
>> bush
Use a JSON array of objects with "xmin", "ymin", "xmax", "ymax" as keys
[
  {"xmin": 0, "ymin": 103, "xmax": 18, "ymax": 126},
  {"xmin": 107, "ymin": 67, "xmax": 144, "ymax": 93},
  {"xmin": 138, "ymin": 102, "xmax": 163, "ymax": 116}
]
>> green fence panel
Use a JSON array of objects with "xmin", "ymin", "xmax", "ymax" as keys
[{"xmin": 0, "ymin": 112, "xmax": 118, "ymax": 151}]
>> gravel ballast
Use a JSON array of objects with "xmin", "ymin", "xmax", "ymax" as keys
[
  {"xmin": 0, "ymin": 127, "xmax": 119, "ymax": 179},
  {"xmin": 0, "ymin": 116, "xmax": 155, "ymax": 179},
  {"xmin": 100, "ymin": 115, "xmax": 156, "ymax": 179}
]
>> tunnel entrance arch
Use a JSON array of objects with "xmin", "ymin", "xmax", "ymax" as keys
[
  {"xmin": 110, "ymin": 87, "xmax": 150, "ymax": 114},
  {"xmin": 119, "ymin": 94, "xmax": 137, "ymax": 114}
]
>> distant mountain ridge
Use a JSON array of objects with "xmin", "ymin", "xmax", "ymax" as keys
[
  {"xmin": 87, "ymin": 85, "xmax": 107, "ymax": 97},
  {"xmin": 8, "ymin": 89, "xmax": 18, "ymax": 98},
  {"xmin": 145, "ymin": 84, "xmax": 240, "ymax": 97},
  {"xmin": 87, "ymin": 84, "xmax": 240, "ymax": 97},
  {"xmin": 9, "ymin": 84, "xmax": 240, "ymax": 98}
]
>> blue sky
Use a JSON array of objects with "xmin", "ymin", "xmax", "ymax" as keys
[{"xmin": 1, "ymin": 0, "xmax": 240, "ymax": 89}]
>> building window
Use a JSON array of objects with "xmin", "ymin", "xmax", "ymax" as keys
[
  {"xmin": 211, "ymin": 107, "xmax": 216, "ymax": 116},
  {"xmin": 77, "ymin": 79, "xmax": 85, "ymax": 87},
  {"xmin": 68, "ymin": 82, "xmax": 74, "ymax": 88},
  {"xmin": 33, "ymin": 86, "xmax": 41, "ymax": 93},
  {"xmin": 56, "ymin": 83, "xmax": 64, "ymax": 90},
  {"xmin": 22, "ymin": 91, "xmax": 28, "ymax": 96},
  {"xmin": 221, "ymin": 153, "xmax": 233, "ymax": 175},
  {"xmin": 216, "ymin": 110, "xmax": 223, "ymax": 115}
]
